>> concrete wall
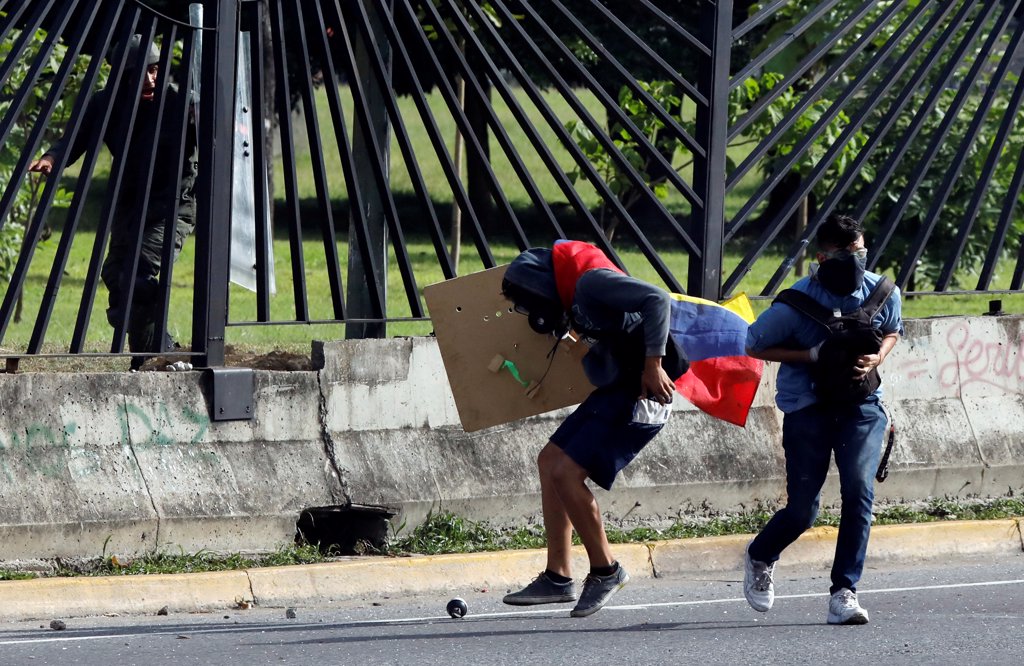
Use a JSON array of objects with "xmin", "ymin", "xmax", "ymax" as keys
[{"xmin": 0, "ymin": 315, "xmax": 1021, "ymax": 560}]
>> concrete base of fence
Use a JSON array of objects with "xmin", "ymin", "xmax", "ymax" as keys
[{"xmin": 0, "ymin": 314, "xmax": 1021, "ymax": 560}]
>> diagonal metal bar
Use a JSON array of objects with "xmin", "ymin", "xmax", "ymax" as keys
[
  {"xmin": 347, "ymin": 0, "xmax": 457, "ymax": 284},
  {"xmin": 488, "ymin": 0, "xmax": 691, "ymax": 288},
  {"xmin": 731, "ymin": 0, "xmax": 847, "ymax": 88},
  {"xmin": 332, "ymin": 0, "xmax": 425, "ymax": 316},
  {"xmin": 27, "ymin": 1, "xmax": 121, "ymax": 352},
  {"xmin": 458, "ymin": 0, "xmax": 629, "ymax": 269},
  {"xmin": 892, "ymin": 0, "xmax": 1014, "ymax": 289},
  {"xmin": 724, "ymin": 0, "xmax": 945, "ymax": 243},
  {"xmin": 0, "ymin": 0, "xmax": 85, "ymax": 234},
  {"xmin": 854, "ymin": 2, "xmax": 988, "ymax": 243},
  {"xmin": 733, "ymin": 0, "xmax": 787, "ymax": 41},
  {"xmin": 1013, "ymin": 232, "xmax": 1024, "ymax": 291},
  {"xmin": 503, "ymin": 0, "xmax": 698, "ymax": 263},
  {"xmin": 151, "ymin": 27, "xmax": 197, "ymax": 358},
  {"xmin": 516, "ymin": 0, "xmax": 703, "ymax": 212},
  {"xmin": 546, "ymin": 0, "xmax": 703, "ymax": 158},
  {"xmin": 399, "ymin": 0, "xmax": 530, "ymax": 255},
  {"xmin": 267, "ymin": 0, "xmax": 309, "ymax": 321},
  {"xmin": 937, "ymin": 4, "xmax": 1024, "ymax": 291},
  {"xmin": 760, "ymin": 0, "xmax": 982, "ymax": 295},
  {"xmin": 634, "ymin": 0, "xmax": 709, "ymax": 58},
  {"xmin": 0, "ymin": 0, "xmax": 97, "ymax": 346},
  {"xmin": 729, "ymin": 0, "xmax": 890, "ymax": 141},
  {"xmin": 420, "ymin": 0, "xmax": 551, "ymax": 248},
  {"xmin": 109, "ymin": 22, "xmax": 176, "ymax": 354},
  {"xmin": 62, "ymin": 8, "xmax": 142, "ymax": 353},
  {"xmin": 242, "ymin": 0, "xmax": 272, "ymax": 321},
  {"xmin": 725, "ymin": 0, "xmax": 922, "ymax": 194},
  {"xmin": 583, "ymin": 0, "xmax": 705, "ymax": 109},
  {"xmin": 721, "ymin": 0, "xmax": 966, "ymax": 297},
  {"xmin": 370, "ymin": 1, "xmax": 497, "ymax": 270},
  {"xmin": 287, "ymin": 0, "xmax": 346, "ymax": 319},
  {"xmin": 979, "ymin": 136, "xmax": 1024, "ymax": 291},
  {"xmin": 0, "ymin": 0, "xmax": 58, "ymax": 94},
  {"xmin": 874, "ymin": 6, "xmax": 1009, "ymax": 288}
]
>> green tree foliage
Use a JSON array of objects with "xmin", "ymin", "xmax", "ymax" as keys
[{"xmin": 564, "ymin": 72, "xmax": 866, "ymax": 239}]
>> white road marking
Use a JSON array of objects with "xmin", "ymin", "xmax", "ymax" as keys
[{"xmin": 0, "ymin": 577, "xmax": 1021, "ymax": 646}]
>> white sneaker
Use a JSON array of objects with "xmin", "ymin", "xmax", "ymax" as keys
[
  {"xmin": 827, "ymin": 588, "xmax": 870, "ymax": 625},
  {"xmin": 743, "ymin": 544, "xmax": 775, "ymax": 612}
]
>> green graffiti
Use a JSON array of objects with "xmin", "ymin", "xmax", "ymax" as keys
[
  {"xmin": 182, "ymin": 407, "xmax": 210, "ymax": 445},
  {"xmin": 118, "ymin": 403, "xmax": 211, "ymax": 449},
  {"xmin": 0, "ymin": 403, "xmax": 216, "ymax": 481},
  {"xmin": 0, "ymin": 421, "xmax": 86, "ymax": 480}
]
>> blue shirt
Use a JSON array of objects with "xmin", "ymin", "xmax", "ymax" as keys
[{"xmin": 746, "ymin": 271, "xmax": 903, "ymax": 413}]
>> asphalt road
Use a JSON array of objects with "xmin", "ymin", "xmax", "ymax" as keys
[{"xmin": 0, "ymin": 552, "xmax": 1020, "ymax": 666}]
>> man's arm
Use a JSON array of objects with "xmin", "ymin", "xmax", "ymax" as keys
[
  {"xmin": 27, "ymin": 90, "xmax": 108, "ymax": 175},
  {"xmin": 745, "ymin": 346, "xmax": 817, "ymax": 364},
  {"xmin": 574, "ymin": 269, "xmax": 676, "ymax": 403}
]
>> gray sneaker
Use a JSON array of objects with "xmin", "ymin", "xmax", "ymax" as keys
[
  {"xmin": 743, "ymin": 543, "xmax": 775, "ymax": 612},
  {"xmin": 569, "ymin": 565, "xmax": 629, "ymax": 617},
  {"xmin": 827, "ymin": 588, "xmax": 869, "ymax": 625},
  {"xmin": 503, "ymin": 572, "xmax": 576, "ymax": 605}
]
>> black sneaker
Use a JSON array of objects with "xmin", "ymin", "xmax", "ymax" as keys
[
  {"xmin": 570, "ymin": 565, "xmax": 629, "ymax": 617},
  {"xmin": 503, "ymin": 572, "xmax": 577, "ymax": 605}
]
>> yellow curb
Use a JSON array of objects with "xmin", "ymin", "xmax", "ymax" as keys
[
  {"xmin": 246, "ymin": 544, "xmax": 653, "ymax": 607},
  {"xmin": 1, "ymin": 520, "xmax": 1020, "ymax": 622},
  {"xmin": 867, "ymin": 520, "xmax": 1022, "ymax": 562},
  {"xmin": 646, "ymin": 520, "xmax": 1023, "ymax": 577},
  {"xmin": 646, "ymin": 534, "xmax": 751, "ymax": 576},
  {"xmin": 0, "ymin": 571, "xmax": 252, "ymax": 622}
]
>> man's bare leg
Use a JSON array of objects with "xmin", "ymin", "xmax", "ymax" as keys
[
  {"xmin": 539, "ymin": 443, "xmax": 574, "ymax": 576},
  {"xmin": 538, "ymin": 442, "xmax": 613, "ymax": 570}
]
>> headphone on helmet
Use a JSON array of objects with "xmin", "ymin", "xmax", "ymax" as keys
[{"xmin": 501, "ymin": 278, "xmax": 570, "ymax": 337}]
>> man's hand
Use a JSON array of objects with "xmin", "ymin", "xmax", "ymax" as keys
[
  {"xmin": 640, "ymin": 356, "xmax": 675, "ymax": 404},
  {"xmin": 852, "ymin": 353, "xmax": 881, "ymax": 379},
  {"xmin": 28, "ymin": 155, "xmax": 55, "ymax": 176}
]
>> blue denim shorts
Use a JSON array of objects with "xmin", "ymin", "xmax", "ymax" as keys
[{"xmin": 550, "ymin": 385, "xmax": 667, "ymax": 491}]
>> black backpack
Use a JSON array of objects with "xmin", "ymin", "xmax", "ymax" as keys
[{"xmin": 773, "ymin": 277, "xmax": 896, "ymax": 405}]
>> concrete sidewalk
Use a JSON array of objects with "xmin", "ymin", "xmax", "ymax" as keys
[{"xmin": 1, "ymin": 520, "xmax": 1020, "ymax": 623}]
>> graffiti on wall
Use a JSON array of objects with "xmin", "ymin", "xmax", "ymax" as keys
[
  {"xmin": 938, "ymin": 323, "xmax": 1024, "ymax": 392},
  {"xmin": 0, "ymin": 402, "xmax": 213, "ymax": 481},
  {"xmin": 890, "ymin": 322, "xmax": 1024, "ymax": 395}
]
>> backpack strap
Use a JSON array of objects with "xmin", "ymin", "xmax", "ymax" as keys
[
  {"xmin": 861, "ymin": 276, "xmax": 895, "ymax": 318},
  {"xmin": 773, "ymin": 289, "xmax": 836, "ymax": 329}
]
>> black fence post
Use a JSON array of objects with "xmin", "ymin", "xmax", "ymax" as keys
[
  {"xmin": 690, "ymin": 0, "xmax": 733, "ymax": 301},
  {"xmin": 192, "ymin": 0, "xmax": 240, "ymax": 366},
  {"xmin": 345, "ymin": 0, "xmax": 393, "ymax": 339}
]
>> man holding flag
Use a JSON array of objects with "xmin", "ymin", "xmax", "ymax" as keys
[{"xmin": 499, "ymin": 240, "xmax": 762, "ymax": 617}]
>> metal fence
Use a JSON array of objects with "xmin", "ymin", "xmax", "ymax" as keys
[{"xmin": 1, "ymin": 0, "xmax": 1022, "ymax": 367}]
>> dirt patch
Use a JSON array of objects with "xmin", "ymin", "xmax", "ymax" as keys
[{"xmin": 1, "ymin": 344, "xmax": 315, "ymax": 373}]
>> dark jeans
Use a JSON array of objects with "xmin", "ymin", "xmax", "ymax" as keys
[
  {"xmin": 748, "ymin": 398, "xmax": 886, "ymax": 593},
  {"xmin": 101, "ymin": 215, "xmax": 195, "ymax": 354}
]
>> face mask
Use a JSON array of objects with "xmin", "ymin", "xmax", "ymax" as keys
[{"xmin": 815, "ymin": 253, "xmax": 866, "ymax": 295}]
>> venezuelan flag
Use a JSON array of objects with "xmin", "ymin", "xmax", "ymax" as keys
[{"xmin": 669, "ymin": 293, "xmax": 763, "ymax": 427}]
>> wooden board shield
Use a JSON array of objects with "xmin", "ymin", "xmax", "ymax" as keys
[{"xmin": 423, "ymin": 265, "xmax": 595, "ymax": 432}]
